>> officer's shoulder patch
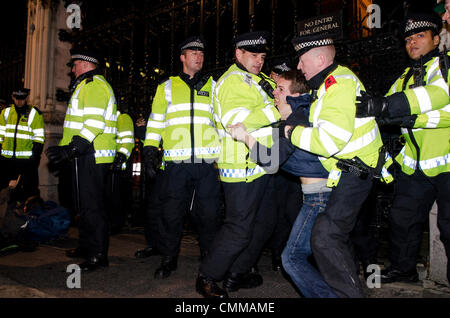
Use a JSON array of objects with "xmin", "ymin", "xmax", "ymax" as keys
[
  {"xmin": 32, "ymin": 106, "xmax": 42, "ymax": 115},
  {"xmin": 324, "ymin": 75, "xmax": 337, "ymax": 90},
  {"xmin": 243, "ymin": 73, "xmax": 252, "ymax": 87}
]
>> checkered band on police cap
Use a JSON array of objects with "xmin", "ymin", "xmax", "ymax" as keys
[
  {"xmin": 71, "ymin": 54, "xmax": 99, "ymax": 64},
  {"xmin": 236, "ymin": 36, "xmax": 267, "ymax": 49},
  {"xmin": 233, "ymin": 31, "xmax": 270, "ymax": 53},
  {"xmin": 402, "ymin": 12, "xmax": 442, "ymax": 38},
  {"xmin": 293, "ymin": 38, "xmax": 334, "ymax": 53},
  {"xmin": 12, "ymin": 88, "xmax": 30, "ymax": 97},
  {"xmin": 180, "ymin": 39, "xmax": 205, "ymax": 51},
  {"xmin": 405, "ymin": 20, "xmax": 438, "ymax": 34}
]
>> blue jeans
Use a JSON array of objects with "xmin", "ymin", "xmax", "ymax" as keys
[{"xmin": 281, "ymin": 191, "xmax": 337, "ymax": 298}]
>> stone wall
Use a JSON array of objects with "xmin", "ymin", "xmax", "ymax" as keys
[{"xmin": 24, "ymin": 0, "xmax": 71, "ymax": 203}]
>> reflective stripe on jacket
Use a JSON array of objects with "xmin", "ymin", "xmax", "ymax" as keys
[{"xmin": 144, "ymin": 75, "xmax": 220, "ymax": 162}]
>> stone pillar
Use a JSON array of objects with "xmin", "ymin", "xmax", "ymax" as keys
[
  {"xmin": 429, "ymin": 202, "xmax": 449, "ymax": 286},
  {"xmin": 24, "ymin": 0, "xmax": 71, "ymax": 202}
]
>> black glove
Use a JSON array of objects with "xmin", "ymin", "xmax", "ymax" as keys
[
  {"xmin": 356, "ymin": 91, "xmax": 390, "ymax": 118},
  {"xmin": 143, "ymin": 146, "xmax": 162, "ymax": 178},
  {"xmin": 46, "ymin": 145, "xmax": 75, "ymax": 165},
  {"xmin": 376, "ymin": 114, "xmax": 417, "ymax": 128},
  {"xmin": 46, "ymin": 136, "xmax": 93, "ymax": 165},
  {"xmin": 30, "ymin": 143, "xmax": 43, "ymax": 166},
  {"xmin": 110, "ymin": 152, "xmax": 127, "ymax": 172}
]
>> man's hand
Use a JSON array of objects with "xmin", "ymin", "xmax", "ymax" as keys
[
  {"xmin": 227, "ymin": 123, "xmax": 249, "ymax": 142},
  {"xmin": 277, "ymin": 102, "xmax": 293, "ymax": 120},
  {"xmin": 356, "ymin": 91, "xmax": 389, "ymax": 118},
  {"xmin": 46, "ymin": 145, "xmax": 75, "ymax": 165},
  {"xmin": 110, "ymin": 152, "xmax": 127, "ymax": 172},
  {"xmin": 31, "ymin": 142, "xmax": 43, "ymax": 166},
  {"xmin": 227, "ymin": 123, "xmax": 256, "ymax": 149},
  {"xmin": 46, "ymin": 136, "xmax": 92, "ymax": 165},
  {"xmin": 143, "ymin": 146, "xmax": 162, "ymax": 178},
  {"xmin": 284, "ymin": 125, "xmax": 294, "ymax": 140},
  {"xmin": 136, "ymin": 117, "xmax": 146, "ymax": 127},
  {"xmin": 8, "ymin": 175, "xmax": 21, "ymax": 190}
]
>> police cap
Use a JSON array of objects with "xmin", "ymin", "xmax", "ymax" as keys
[
  {"xmin": 12, "ymin": 87, "xmax": 30, "ymax": 100},
  {"xmin": 291, "ymin": 33, "xmax": 334, "ymax": 58},
  {"xmin": 271, "ymin": 57, "xmax": 293, "ymax": 75},
  {"xmin": 402, "ymin": 12, "xmax": 442, "ymax": 38},
  {"xmin": 233, "ymin": 31, "xmax": 270, "ymax": 53},
  {"xmin": 178, "ymin": 36, "xmax": 205, "ymax": 54},
  {"xmin": 68, "ymin": 48, "xmax": 100, "ymax": 66}
]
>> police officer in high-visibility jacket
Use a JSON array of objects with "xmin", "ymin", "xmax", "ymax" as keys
[
  {"xmin": 46, "ymin": 49, "xmax": 117, "ymax": 271},
  {"xmin": 107, "ymin": 111, "xmax": 134, "ymax": 234},
  {"xmin": 143, "ymin": 36, "xmax": 222, "ymax": 279},
  {"xmin": 356, "ymin": 12, "xmax": 450, "ymax": 284},
  {"xmin": 284, "ymin": 33, "xmax": 386, "ymax": 298},
  {"xmin": 196, "ymin": 31, "xmax": 281, "ymax": 298},
  {"xmin": 0, "ymin": 88, "xmax": 44, "ymax": 200}
]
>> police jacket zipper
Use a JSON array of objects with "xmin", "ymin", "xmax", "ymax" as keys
[
  {"xmin": 12, "ymin": 107, "xmax": 20, "ymax": 159},
  {"xmin": 403, "ymin": 59, "xmax": 425, "ymax": 174},
  {"xmin": 190, "ymin": 85, "xmax": 195, "ymax": 162}
]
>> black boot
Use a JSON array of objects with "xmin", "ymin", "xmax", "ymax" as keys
[
  {"xmin": 79, "ymin": 253, "xmax": 109, "ymax": 271},
  {"xmin": 196, "ymin": 274, "xmax": 228, "ymax": 298},
  {"xmin": 223, "ymin": 271, "xmax": 263, "ymax": 292},
  {"xmin": 380, "ymin": 266, "xmax": 418, "ymax": 284},
  {"xmin": 154, "ymin": 256, "xmax": 178, "ymax": 279},
  {"xmin": 135, "ymin": 246, "xmax": 160, "ymax": 259}
]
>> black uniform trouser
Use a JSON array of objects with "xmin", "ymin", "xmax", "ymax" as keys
[
  {"xmin": 74, "ymin": 154, "xmax": 110, "ymax": 257},
  {"xmin": 200, "ymin": 174, "xmax": 277, "ymax": 281},
  {"xmin": 389, "ymin": 171, "xmax": 450, "ymax": 282},
  {"xmin": 158, "ymin": 161, "xmax": 221, "ymax": 257},
  {"xmin": 0, "ymin": 157, "xmax": 39, "ymax": 200},
  {"xmin": 269, "ymin": 171, "xmax": 302, "ymax": 256},
  {"xmin": 350, "ymin": 183, "xmax": 379, "ymax": 265},
  {"xmin": 143, "ymin": 169, "xmax": 165, "ymax": 249},
  {"xmin": 311, "ymin": 172, "xmax": 374, "ymax": 298}
]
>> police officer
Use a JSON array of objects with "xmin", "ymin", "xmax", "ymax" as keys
[
  {"xmin": 196, "ymin": 31, "xmax": 281, "ymax": 298},
  {"xmin": 356, "ymin": 12, "xmax": 450, "ymax": 284},
  {"xmin": 285, "ymin": 33, "xmax": 387, "ymax": 297},
  {"xmin": 0, "ymin": 88, "xmax": 44, "ymax": 200},
  {"xmin": 143, "ymin": 36, "xmax": 222, "ymax": 279},
  {"xmin": 46, "ymin": 48, "xmax": 117, "ymax": 271}
]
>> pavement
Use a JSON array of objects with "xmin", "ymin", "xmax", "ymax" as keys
[{"xmin": 0, "ymin": 225, "xmax": 449, "ymax": 302}]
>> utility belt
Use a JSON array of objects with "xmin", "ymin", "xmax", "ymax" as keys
[{"xmin": 335, "ymin": 146, "xmax": 386, "ymax": 180}]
